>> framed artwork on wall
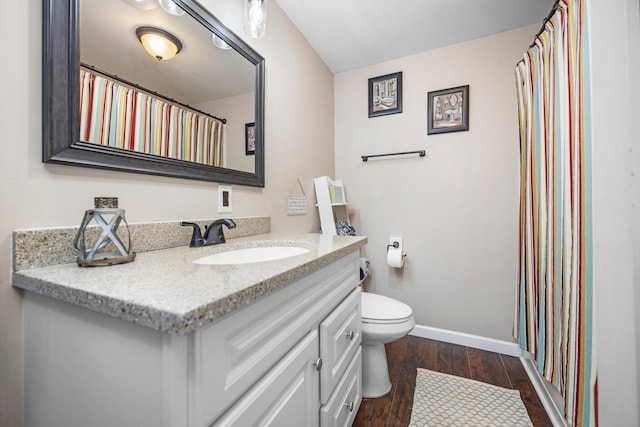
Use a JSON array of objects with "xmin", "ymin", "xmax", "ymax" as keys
[
  {"xmin": 368, "ymin": 72, "xmax": 403, "ymax": 118},
  {"xmin": 427, "ymin": 85, "xmax": 469, "ymax": 134},
  {"xmin": 245, "ymin": 122, "xmax": 256, "ymax": 155}
]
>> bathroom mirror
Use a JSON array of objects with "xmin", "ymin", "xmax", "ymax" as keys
[{"xmin": 43, "ymin": 0, "xmax": 265, "ymax": 186}]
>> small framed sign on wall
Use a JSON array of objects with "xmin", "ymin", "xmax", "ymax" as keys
[
  {"xmin": 427, "ymin": 85, "xmax": 469, "ymax": 134},
  {"xmin": 286, "ymin": 178, "xmax": 308, "ymax": 216}
]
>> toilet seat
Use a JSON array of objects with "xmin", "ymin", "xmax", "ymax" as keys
[{"xmin": 361, "ymin": 292, "xmax": 413, "ymax": 324}]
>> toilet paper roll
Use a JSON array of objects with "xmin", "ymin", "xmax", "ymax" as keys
[{"xmin": 387, "ymin": 248, "xmax": 405, "ymax": 268}]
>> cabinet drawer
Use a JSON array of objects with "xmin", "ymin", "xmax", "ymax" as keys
[
  {"xmin": 321, "ymin": 348, "xmax": 362, "ymax": 427},
  {"xmin": 194, "ymin": 251, "xmax": 359, "ymax": 425},
  {"xmin": 319, "ymin": 287, "xmax": 361, "ymax": 404},
  {"xmin": 213, "ymin": 330, "xmax": 320, "ymax": 426}
]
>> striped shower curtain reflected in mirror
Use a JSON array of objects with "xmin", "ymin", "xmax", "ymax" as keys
[
  {"xmin": 514, "ymin": 0, "xmax": 596, "ymax": 426},
  {"xmin": 79, "ymin": 68, "xmax": 225, "ymax": 167}
]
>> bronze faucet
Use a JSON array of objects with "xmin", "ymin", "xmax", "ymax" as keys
[{"xmin": 181, "ymin": 219, "xmax": 236, "ymax": 247}]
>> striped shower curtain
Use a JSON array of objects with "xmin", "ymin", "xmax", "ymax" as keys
[
  {"xmin": 79, "ymin": 68, "xmax": 225, "ymax": 167},
  {"xmin": 514, "ymin": 0, "xmax": 596, "ymax": 426}
]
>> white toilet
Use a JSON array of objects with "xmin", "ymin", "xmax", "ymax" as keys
[{"xmin": 360, "ymin": 291, "xmax": 415, "ymax": 398}]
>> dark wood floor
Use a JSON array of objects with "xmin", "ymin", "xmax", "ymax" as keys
[{"xmin": 353, "ymin": 336, "xmax": 552, "ymax": 427}]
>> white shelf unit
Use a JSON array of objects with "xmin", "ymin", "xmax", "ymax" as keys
[{"xmin": 314, "ymin": 176, "xmax": 350, "ymax": 235}]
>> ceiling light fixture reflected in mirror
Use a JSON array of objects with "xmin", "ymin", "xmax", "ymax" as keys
[
  {"xmin": 243, "ymin": 0, "xmax": 267, "ymax": 39},
  {"xmin": 212, "ymin": 34, "xmax": 232, "ymax": 50},
  {"xmin": 158, "ymin": 0, "xmax": 185, "ymax": 16},
  {"xmin": 136, "ymin": 26, "xmax": 183, "ymax": 61}
]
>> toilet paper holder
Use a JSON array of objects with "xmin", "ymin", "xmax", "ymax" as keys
[
  {"xmin": 386, "ymin": 240, "xmax": 406, "ymax": 257},
  {"xmin": 386, "ymin": 237, "xmax": 407, "ymax": 260},
  {"xmin": 386, "ymin": 241, "xmax": 400, "ymax": 251}
]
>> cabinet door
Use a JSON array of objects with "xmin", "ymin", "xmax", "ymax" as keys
[
  {"xmin": 321, "ymin": 348, "xmax": 362, "ymax": 427},
  {"xmin": 319, "ymin": 287, "xmax": 362, "ymax": 404},
  {"xmin": 213, "ymin": 330, "xmax": 320, "ymax": 427}
]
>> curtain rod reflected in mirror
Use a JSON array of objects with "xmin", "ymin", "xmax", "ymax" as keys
[
  {"xmin": 81, "ymin": 64, "xmax": 227, "ymax": 123},
  {"xmin": 43, "ymin": 0, "xmax": 265, "ymax": 187}
]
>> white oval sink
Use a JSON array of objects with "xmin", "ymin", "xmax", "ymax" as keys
[{"xmin": 193, "ymin": 246, "xmax": 310, "ymax": 265}]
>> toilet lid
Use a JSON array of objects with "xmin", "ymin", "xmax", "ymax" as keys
[{"xmin": 361, "ymin": 292, "xmax": 413, "ymax": 323}]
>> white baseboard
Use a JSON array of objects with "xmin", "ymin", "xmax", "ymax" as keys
[
  {"xmin": 520, "ymin": 357, "xmax": 568, "ymax": 427},
  {"xmin": 409, "ymin": 324, "xmax": 522, "ymax": 357}
]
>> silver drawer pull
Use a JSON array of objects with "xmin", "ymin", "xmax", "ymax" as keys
[
  {"xmin": 344, "ymin": 330, "xmax": 355, "ymax": 340},
  {"xmin": 344, "ymin": 401, "xmax": 355, "ymax": 412},
  {"xmin": 313, "ymin": 358, "xmax": 323, "ymax": 371}
]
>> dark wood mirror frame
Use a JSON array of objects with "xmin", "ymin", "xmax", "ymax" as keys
[{"xmin": 43, "ymin": 0, "xmax": 265, "ymax": 187}]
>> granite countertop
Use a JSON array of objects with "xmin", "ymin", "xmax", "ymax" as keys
[{"xmin": 13, "ymin": 233, "xmax": 367, "ymax": 335}]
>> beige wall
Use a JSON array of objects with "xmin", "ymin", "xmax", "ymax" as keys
[
  {"xmin": 335, "ymin": 25, "xmax": 537, "ymax": 342},
  {"xmin": 0, "ymin": 1, "xmax": 334, "ymax": 425},
  {"xmin": 196, "ymin": 92, "xmax": 256, "ymax": 173}
]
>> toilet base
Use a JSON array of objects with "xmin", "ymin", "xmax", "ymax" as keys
[{"xmin": 361, "ymin": 342, "xmax": 392, "ymax": 398}]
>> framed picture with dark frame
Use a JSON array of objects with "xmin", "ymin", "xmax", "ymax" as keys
[
  {"xmin": 368, "ymin": 71, "xmax": 403, "ymax": 118},
  {"xmin": 245, "ymin": 122, "xmax": 256, "ymax": 155},
  {"xmin": 427, "ymin": 85, "xmax": 469, "ymax": 134}
]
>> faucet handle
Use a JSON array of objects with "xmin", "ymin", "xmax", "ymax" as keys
[{"xmin": 181, "ymin": 221, "xmax": 204, "ymax": 247}]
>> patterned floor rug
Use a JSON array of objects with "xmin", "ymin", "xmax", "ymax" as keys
[{"xmin": 409, "ymin": 368, "xmax": 534, "ymax": 427}]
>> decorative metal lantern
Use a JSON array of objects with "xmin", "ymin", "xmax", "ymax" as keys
[{"xmin": 73, "ymin": 197, "xmax": 136, "ymax": 267}]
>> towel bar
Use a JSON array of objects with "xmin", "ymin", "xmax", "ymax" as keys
[{"xmin": 361, "ymin": 150, "xmax": 426, "ymax": 162}]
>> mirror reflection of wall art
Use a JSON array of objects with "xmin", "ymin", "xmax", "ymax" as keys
[
  {"xmin": 427, "ymin": 85, "xmax": 470, "ymax": 134},
  {"xmin": 245, "ymin": 122, "xmax": 256, "ymax": 155},
  {"xmin": 368, "ymin": 72, "xmax": 403, "ymax": 118}
]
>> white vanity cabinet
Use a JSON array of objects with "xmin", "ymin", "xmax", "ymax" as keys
[
  {"xmin": 196, "ymin": 250, "xmax": 362, "ymax": 426},
  {"xmin": 22, "ymin": 250, "xmax": 362, "ymax": 427}
]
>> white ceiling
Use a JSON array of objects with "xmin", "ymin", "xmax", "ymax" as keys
[
  {"xmin": 275, "ymin": 0, "xmax": 556, "ymax": 73},
  {"xmin": 80, "ymin": 0, "xmax": 556, "ymax": 102}
]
